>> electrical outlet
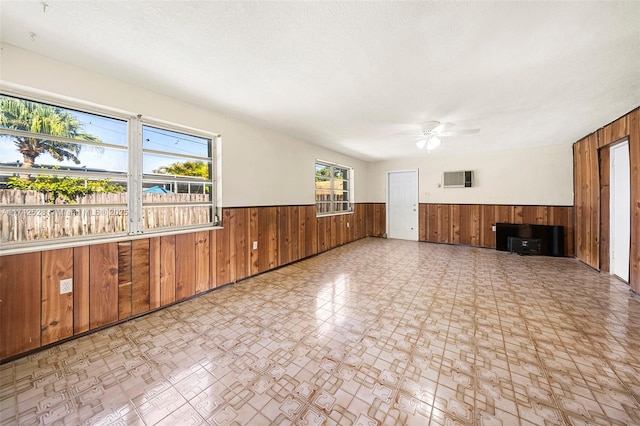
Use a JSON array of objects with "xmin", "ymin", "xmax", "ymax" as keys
[
  {"xmin": 60, "ymin": 278, "xmax": 72, "ymax": 294},
  {"xmin": 252, "ymin": 241, "xmax": 258, "ymax": 250},
  {"xmin": 492, "ymin": 225, "xmax": 496, "ymax": 232},
  {"xmin": 346, "ymin": 222, "xmax": 350, "ymax": 228}
]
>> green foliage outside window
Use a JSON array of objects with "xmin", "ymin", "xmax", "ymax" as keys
[
  {"xmin": 315, "ymin": 165, "xmax": 330, "ymax": 182},
  {"xmin": 153, "ymin": 161, "xmax": 209, "ymax": 178},
  {"xmin": 153, "ymin": 161, "xmax": 211, "ymax": 194},
  {"xmin": 7, "ymin": 173, "xmax": 125, "ymax": 204}
]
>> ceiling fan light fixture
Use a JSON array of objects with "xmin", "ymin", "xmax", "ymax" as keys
[
  {"xmin": 426, "ymin": 136, "xmax": 442, "ymax": 151},
  {"xmin": 409, "ymin": 121, "xmax": 479, "ymax": 151}
]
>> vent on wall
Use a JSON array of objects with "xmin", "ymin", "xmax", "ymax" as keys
[{"xmin": 443, "ymin": 170, "xmax": 473, "ymax": 188}]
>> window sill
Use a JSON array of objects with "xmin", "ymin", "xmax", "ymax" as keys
[
  {"xmin": 315, "ymin": 211, "xmax": 354, "ymax": 218},
  {"xmin": 0, "ymin": 224, "xmax": 223, "ymax": 256}
]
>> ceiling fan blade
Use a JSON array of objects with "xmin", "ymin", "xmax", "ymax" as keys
[
  {"xmin": 431, "ymin": 122, "xmax": 452, "ymax": 133},
  {"xmin": 420, "ymin": 121, "xmax": 441, "ymax": 132},
  {"xmin": 439, "ymin": 129, "xmax": 480, "ymax": 136},
  {"xmin": 395, "ymin": 129, "xmax": 423, "ymax": 136}
]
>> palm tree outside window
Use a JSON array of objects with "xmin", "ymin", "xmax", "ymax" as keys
[{"xmin": 0, "ymin": 93, "xmax": 218, "ymax": 248}]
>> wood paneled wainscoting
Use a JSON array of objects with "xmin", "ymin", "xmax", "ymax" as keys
[
  {"xmin": 0, "ymin": 201, "xmax": 573, "ymax": 360},
  {"xmin": 417, "ymin": 204, "xmax": 574, "ymax": 256},
  {"xmin": 574, "ymin": 107, "xmax": 640, "ymax": 294},
  {"xmin": 0, "ymin": 204, "xmax": 373, "ymax": 361},
  {"xmin": 364, "ymin": 202, "xmax": 574, "ymax": 254}
]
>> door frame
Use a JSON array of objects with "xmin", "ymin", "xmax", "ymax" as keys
[
  {"xmin": 610, "ymin": 140, "xmax": 631, "ymax": 282},
  {"xmin": 386, "ymin": 169, "xmax": 419, "ymax": 241}
]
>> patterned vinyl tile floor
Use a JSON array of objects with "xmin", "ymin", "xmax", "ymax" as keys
[{"xmin": 1, "ymin": 238, "xmax": 639, "ymax": 425}]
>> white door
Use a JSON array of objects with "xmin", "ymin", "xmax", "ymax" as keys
[
  {"xmin": 387, "ymin": 170, "xmax": 419, "ymax": 241},
  {"xmin": 610, "ymin": 141, "xmax": 630, "ymax": 282}
]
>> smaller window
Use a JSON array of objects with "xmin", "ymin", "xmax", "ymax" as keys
[
  {"xmin": 315, "ymin": 160, "xmax": 352, "ymax": 215},
  {"xmin": 142, "ymin": 124, "xmax": 215, "ymax": 231}
]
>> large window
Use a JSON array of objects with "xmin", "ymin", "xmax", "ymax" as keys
[
  {"xmin": 315, "ymin": 160, "xmax": 352, "ymax": 215},
  {"xmin": 0, "ymin": 93, "xmax": 219, "ymax": 249}
]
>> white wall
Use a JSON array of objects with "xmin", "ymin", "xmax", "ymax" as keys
[
  {"xmin": 0, "ymin": 44, "xmax": 575, "ymax": 208},
  {"xmin": 365, "ymin": 144, "xmax": 573, "ymax": 205},
  {"xmin": 0, "ymin": 44, "xmax": 366, "ymax": 207}
]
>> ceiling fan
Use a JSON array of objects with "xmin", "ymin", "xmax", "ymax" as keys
[{"xmin": 412, "ymin": 121, "xmax": 480, "ymax": 151}]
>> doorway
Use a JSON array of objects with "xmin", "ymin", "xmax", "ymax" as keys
[
  {"xmin": 387, "ymin": 170, "xmax": 418, "ymax": 241},
  {"xmin": 610, "ymin": 140, "xmax": 630, "ymax": 282}
]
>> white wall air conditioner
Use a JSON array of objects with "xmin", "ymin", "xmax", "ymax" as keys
[{"xmin": 442, "ymin": 171, "xmax": 473, "ymax": 188}]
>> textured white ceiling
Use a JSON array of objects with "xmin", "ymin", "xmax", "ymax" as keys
[{"xmin": 1, "ymin": 1, "xmax": 639, "ymax": 161}]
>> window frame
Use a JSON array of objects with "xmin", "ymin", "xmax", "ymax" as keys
[
  {"xmin": 315, "ymin": 159, "xmax": 353, "ymax": 217},
  {"xmin": 137, "ymin": 116, "xmax": 219, "ymax": 234},
  {"xmin": 0, "ymin": 90, "xmax": 221, "ymax": 254}
]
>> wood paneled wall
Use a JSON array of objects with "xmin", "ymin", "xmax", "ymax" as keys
[
  {"xmin": 574, "ymin": 134, "xmax": 600, "ymax": 269},
  {"xmin": 417, "ymin": 204, "xmax": 574, "ymax": 255},
  {"xmin": 0, "ymin": 204, "xmax": 368, "ymax": 361},
  {"xmin": 0, "ymin": 252, "xmax": 41, "ymax": 358},
  {"xmin": 365, "ymin": 203, "xmax": 386, "ymax": 237},
  {"xmin": 341, "ymin": 202, "xmax": 573, "ymax": 254},
  {"xmin": 0, "ymin": 199, "xmax": 578, "ymax": 360},
  {"xmin": 574, "ymin": 107, "xmax": 640, "ymax": 293}
]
